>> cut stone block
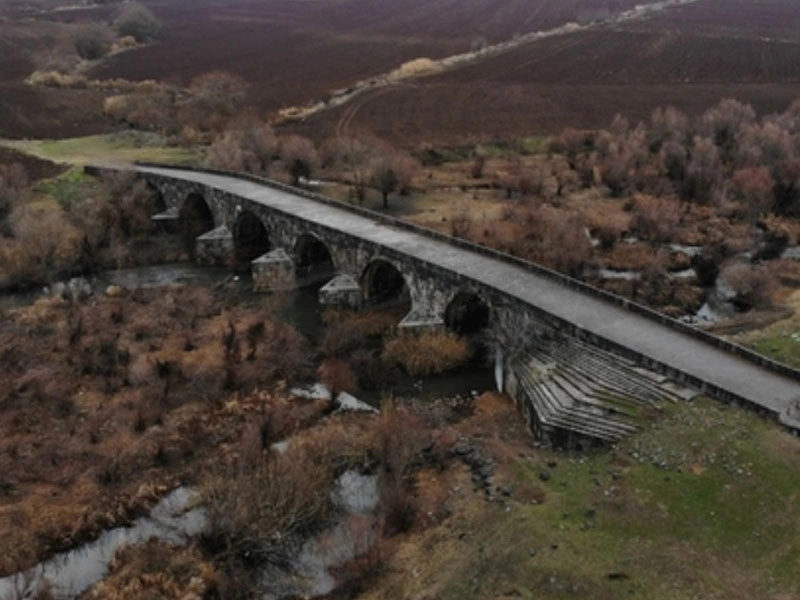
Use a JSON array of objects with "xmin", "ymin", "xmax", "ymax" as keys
[
  {"xmin": 319, "ymin": 274, "xmax": 362, "ymax": 309},
  {"xmin": 150, "ymin": 207, "xmax": 179, "ymax": 233},
  {"xmin": 252, "ymin": 248, "xmax": 296, "ymax": 292},
  {"xmin": 195, "ymin": 225, "xmax": 233, "ymax": 266},
  {"xmin": 399, "ymin": 308, "xmax": 445, "ymax": 330}
]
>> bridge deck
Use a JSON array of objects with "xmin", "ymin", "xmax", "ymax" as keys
[{"xmin": 139, "ymin": 166, "xmax": 800, "ymax": 427}]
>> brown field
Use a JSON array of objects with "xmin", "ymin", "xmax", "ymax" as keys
[
  {"xmin": 0, "ymin": 4, "xmax": 116, "ymax": 138},
  {"xmin": 4, "ymin": 0, "xmax": 800, "ymax": 143},
  {"xmin": 0, "ymin": 0, "xmax": 677, "ymax": 139},
  {"xmin": 88, "ymin": 0, "xmax": 665, "ymax": 113},
  {"xmin": 292, "ymin": 0, "xmax": 800, "ymax": 146}
]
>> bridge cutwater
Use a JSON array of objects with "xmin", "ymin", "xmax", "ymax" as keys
[{"xmin": 91, "ymin": 164, "xmax": 800, "ymax": 448}]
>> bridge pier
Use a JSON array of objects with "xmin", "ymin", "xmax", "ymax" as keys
[
  {"xmin": 398, "ymin": 308, "xmax": 445, "ymax": 330},
  {"xmin": 319, "ymin": 274, "xmax": 362, "ymax": 309},
  {"xmin": 129, "ymin": 165, "xmax": 800, "ymax": 444},
  {"xmin": 252, "ymin": 249, "xmax": 296, "ymax": 292},
  {"xmin": 150, "ymin": 207, "xmax": 179, "ymax": 233},
  {"xmin": 195, "ymin": 225, "xmax": 234, "ymax": 266}
]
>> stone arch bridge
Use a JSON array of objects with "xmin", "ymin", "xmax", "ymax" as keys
[{"xmin": 97, "ymin": 164, "xmax": 800, "ymax": 447}]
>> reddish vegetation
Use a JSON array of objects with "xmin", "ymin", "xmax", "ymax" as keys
[{"xmin": 0, "ymin": 286, "xmax": 317, "ymax": 576}]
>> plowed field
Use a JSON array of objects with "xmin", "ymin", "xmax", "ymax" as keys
[{"xmin": 291, "ymin": 0, "xmax": 800, "ymax": 146}]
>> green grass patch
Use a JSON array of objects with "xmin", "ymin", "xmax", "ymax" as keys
[
  {"xmin": 426, "ymin": 398, "xmax": 800, "ymax": 599},
  {"xmin": 0, "ymin": 133, "xmax": 205, "ymax": 167},
  {"xmin": 747, "ymin": 331, "xmax": 800, "ymax": 369},
  {"xmin": 34, "ymin": 166, "xmax": 98, "ymax": 210}
]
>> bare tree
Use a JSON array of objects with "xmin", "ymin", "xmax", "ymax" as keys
[
  {"xmin": 470, "ymin": 145, "xmax": 487, "ymax": 179},
  {"xmin": 721, "ymin": 263, "xmax": 778, "ymax": 310},
  {"xmin": 186, "ymin": 71, "xmax": 249, "ymax": 131},
  {"xmin": 206, "ymin": 119, "xmax": 278, "ymax": 176},
  {"xmin": 280, "ymin": 135, "xmax": 319, "ymax": 185},
  {"xmin": 731, "ymin": 166, "xmax": 774, "ymax": 222},
  {"xmin": 648, "ymin": 106, "xmax": 689, "ymax": 153},
  {"xmin": 700, "ymin": 98, "xmax": 756, "ymax": 162},
  {"xmin": 368, "ymin": 147, "xmax": 417, "ymax": 208},
  {"xmin": 114, "ymin": 1, "xmax": 162, "ymax": 42},
  {"xmin": 684, "ymin": 136, "xmax": 722, "ymax": 203},
  {"xmin": 326, "ymin": 137, "xmax": 370, "ymax": 203},
  {"xmin": 73, "ymin": 24, "xmax": 113, "ymax": 60}
]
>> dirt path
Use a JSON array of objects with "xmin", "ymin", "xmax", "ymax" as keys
[{"xmin": 277, "ymin": 0, "xmax": 704, "ymax": 127}]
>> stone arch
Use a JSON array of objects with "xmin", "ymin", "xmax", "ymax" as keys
[
  {"xmin": 179, "ymin": 192, "xmax": 214, "ymax": 255},
  {"xmin": 233, "ymin": 210, "xmax": 271, "ymax": 268},
  {"xmin": 294, "ymin": 233, "xmax": 335, "ymax": 285},
  {"xmin": 444, "ymin": 291, "xmax": 491, "ymax": 335},
  {"xmin": 361, "ymin": 258, "xmax": 411, "ymax": 307}
]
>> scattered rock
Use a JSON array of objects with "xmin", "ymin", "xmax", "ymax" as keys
[
  {"xmin": 334, "ymin": 391, "xmax": 378, "ymax": 413},
  {"xmin": 539, "ymin": 469, "xmax": 552, "ymax": 482},
  {"xmin": 47, "ymin": 277, "xmax": 93, "ymax": 303},
  {"xmin": 498, "ymin": 483, "xmax": 513, "ymax": 497}
]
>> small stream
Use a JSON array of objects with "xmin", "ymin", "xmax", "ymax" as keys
[
  {"xmin": 0, "ymin": 263, "xmax": 490, "ymax": 598},
  {"xmin": 0, "ymin": 472, "xmax": 380, "ymax": 600},
  {"xmin": 0, "ymin": 487, "xmax": 206, "ymax": 600}
]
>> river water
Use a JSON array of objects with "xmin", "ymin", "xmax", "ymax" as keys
[
  {"xmin": 0, "ymin": 487, "xmax": 206, "ymax": 600},
  {"xmin": 0, "ymin": 263, "xmax": 491, "ymax": 598},
  {"xmin": 0, "ymin": 471, "xmax": 381, "ymax": 600}
]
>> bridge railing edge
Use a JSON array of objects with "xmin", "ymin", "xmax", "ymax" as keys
[{"xmin": 127, "ymin": 161, "xmax": 800, "ymax": 387}]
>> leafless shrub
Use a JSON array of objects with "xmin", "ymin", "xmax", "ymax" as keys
[
  {"xmin": 2, "ymin": 202, "xmax": 82, "ymax": 285},
  {"xmin": 772, "ymin": 158, "xmax": 800, "ymax": 217},
  {"xmin": 318, "ymin": 358, "xmax": 358, "ymax": 398},
  {"xmin": 700, "ymin": 98, "xmax": 756, "ymax": 162},
  {"xmin": 684, "ymin": 136, "xmax": 723, "ymax": 203},
  {"xmin": 27, "ymin": 70, "xmax": 89, "ymax": 88},
  {"xmin": 549, "ymin": 128, "xmax": 591, "ymax": 168},
  {"xmin": 450, "ymin": 210, "xmax": 472, "ymax": 239},
  {"xmin": 648, "ymin": 106, "xmax": 689, "ymax": 153},
  {"xmin": 324, "ymin": 136, "xmax": 371, "ymax": 203},
  {"xmin": 206, "ymin": 119, "xmax": 278, "ymax": 176},
  {"xmin": 720, "ymin": 262, "xmax": 779, "ymax": 310},
  {"xmin": 630, "ymin": 195, "xmax": 681, "ymax": 243},
  {"xmin": 374, "ymin": 402, "xmax": 430, "ymax": 535},
  {"xmin": 73, "ymin": 23, "xmax": 113, "ymax": 60},
  {"xmin": 516, "ymin": 167, "xmax": 544, "ymax": 197},
  {"xmin": 186, "ymin": 71, "xmax": 249, "ymax": 131},
  {"xmin": 470, "ymin": 145, "xmax": 487, "ymax": 179},
  {"xmin": 730, "ymin": 166, "xmax": 774, "ymax": 221},
  {"xmin": 114, "ymin": 1, "xmax": 162, "ymax": 42},
  {"xmin": 383, "ymin": 330, "xmax": 471, "ymax": 377},
  {"xmin": 202, "ymin": 444, "xmax": 335, "ymax": 575},
  {"xmin": 537, "ymin": 212, "xmax": 593, "ymax": 275}
]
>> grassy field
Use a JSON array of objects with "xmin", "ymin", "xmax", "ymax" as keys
[
  {"xmin": 0, "ymin": 133, "xmax": 204, "ymax": 167},
  {"xmin": 736, "ymin": 290, "xmax": 800, "ymax": 370},
  {"xmin": 361, "ymin": 395, "xmax": 800, "ymax": 600}
]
